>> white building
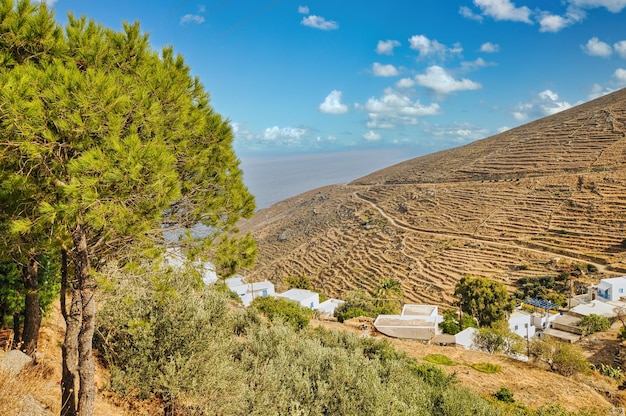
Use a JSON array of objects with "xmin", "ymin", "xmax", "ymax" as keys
[
  {"xmin": 315, "ymin": 298, "xmax": 345, "ymax": 317},
  {"xmin": 225, "ymin": 276, "xmax": 275, "ymax": 307},
  {"xmin": 596, "ymin": 277, "xmax": 626, "ymax": 302},
  {"xmin": 455, "ymin": 327, "xmax": 479, "ymax": 349},
  {"xmin": 508, "ymin": 310, "xmax": 535, "ymax": 339},
  {"xmin": 373, "ymin": 304, "xmax": 443, "ymax": 341},
  {"xmin": 508, "ymin": 309, "xmax": 559, "ymax": 339},
  {"xmin": 569, "ymin": 299, "xmax": 626, "ymax": 319},
  {"xmin": 277, "ymin": 289, "xmax": 320, "ymax": 309}
]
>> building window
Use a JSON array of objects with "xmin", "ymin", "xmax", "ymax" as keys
[
  {"xmin": 514, "ymin": 325, "xmax": 519, "ymax": 330},
  {"xmin": 262, "ymin": 290, "xmax": 268, "ymax": 296},
  {"xmin": 620, "ymin": 288, "xmax": 624, "ymax": 294}
]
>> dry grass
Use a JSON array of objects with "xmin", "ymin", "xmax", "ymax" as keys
[{"xmin": 0, "ymin": 363, "xmax": 59, "ymax": 416}]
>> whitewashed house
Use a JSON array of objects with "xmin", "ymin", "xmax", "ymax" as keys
[
  {"xmin": 373, "ymin": 304, "xmax": 443, "ymax": 341},
  {"xmin": 569, "ymin": 299, "xmax": 626, "ymax": 319},
  {"xmin": 508, "ymin": 310, "xmax": 535, "ymax": 339},
  {"xmin": 455, "ymin": 327, "xmax": 479, "ymax": 349},
  {"xmin": 277, "ymin": 289, "xmax": 320, "ymax": 309},
  {"xmin": 596, "ymin": 277, "xmax": 626, "ymax": 302},
  {"xmin": 225, "ymin": 276, "xmax": 275, "ymax": 307},
  {"xmin": 315, "ymin": 298, "xmax": 345, "ymax": 317}
]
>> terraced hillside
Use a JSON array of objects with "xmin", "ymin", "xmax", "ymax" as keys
[{"xmin": 239, "ymin": 88, "xmax": 626, "ymax": 306}]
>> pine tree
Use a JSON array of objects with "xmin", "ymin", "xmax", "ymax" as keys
[{"xmin": 0, "ymin": 2, "xmax": 256, "ymax": 415}]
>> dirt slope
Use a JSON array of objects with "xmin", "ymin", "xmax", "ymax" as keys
[{"xmin": 239, "ymin": 88, "xmax": 626, "ymax": 305}]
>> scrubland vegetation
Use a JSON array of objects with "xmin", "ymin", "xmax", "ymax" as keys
[{"xmin": 88, "ymin": 262, "xmax": 605, "ymax": 415}]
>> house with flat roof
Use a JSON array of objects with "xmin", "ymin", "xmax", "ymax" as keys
[
  {"xmin": 315, "ymin": 298, "xmax": 345, "ymax": 317},
  {"xmin": 596, "ymin": 276, "xmax": 626, "ymax": 302},
  {"xmin": 277, "ymin": 289, "xmax": 320, "ymax": 309},
  {"xmin": 225, "ymin": 276, "xmax": 275, "ymax": 307},
  {"xmin": 373, "ymin": 304, "xmax": 443, "ymax": 341}
]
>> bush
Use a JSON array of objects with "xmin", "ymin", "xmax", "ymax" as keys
[
  {"xmin": 492, "ymin": 386, "xmax": 514, "ymax": 403},
  {"xmin": 96, "ymin": 266, "xmax": 248, "ymax": 414},
  {"xmin": 471, "ymin": 363, "xmax": 501, "ymax": 373},
  {"xmin": 285, "ymin": 275, "xmax": 313, "ymax": 290},
  {"xmin": 578, "ymin": 314, "xmax": 610, "ymax": 336},
  {"xmin": 336, "ymin": 307, "xmax": 370, "ymax": 323},
  {"xmin": 250, "ymin": 296, "xmax": 313, "ymax": 330},
  {"xmin": 531, "ymin": 338, "xmax": 590, "ymax": 376},
  {"xmin": 472, "ymin": 325, "xmax": 524, "ymax": 356},
  {"xmin": 334, "ymin": 289, "xmax": 382, "ymax": 322},
  {"xmin": 596, "ymin": 363, "xmax": 623, "ymax": 380},
  {"xmin": 424, "ymin": 354, "xmax": 455, "ymax": 366}
]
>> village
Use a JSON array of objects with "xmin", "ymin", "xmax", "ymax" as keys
[{"xmin": 177, "ymin": 244, "xmax": 626, "ymax": 361}]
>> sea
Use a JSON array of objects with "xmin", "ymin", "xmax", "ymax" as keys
[{"xmin": 239, "ymin": 148, "xmax": 417, "ymax": 210}]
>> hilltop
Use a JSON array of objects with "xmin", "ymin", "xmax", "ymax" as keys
[{"xmin": 239, "ymin": 88, "xmax": 626, "ymax": 305}]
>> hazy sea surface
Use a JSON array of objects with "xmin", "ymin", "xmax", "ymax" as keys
[{"xmin": 239, "ymin": 149, "xmax": 416, "ymax": 210}]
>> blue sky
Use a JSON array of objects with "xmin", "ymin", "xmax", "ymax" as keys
[{"xmin": 46, "ymin": 0, "xmax": 626, "ymax": 207}]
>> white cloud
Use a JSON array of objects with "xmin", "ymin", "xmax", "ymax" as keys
[
  {"xmin": 460, "ymin": 57, "xmax": 492, "ymax": 72},
  {"xmin": 581, "ymin": 37, "xmax": 613, "ymax": 57},
  {"xmin": 408, "ymin": 35, "xmax": 463, "ymax": 60},
  {"xmin": 459, "ymin": 6, "xmax": 484, "ymax": 21},
  {"xmin": 372, "ymin": 62, "xmax": 399, "ymax": 77},
  {"xmin": 513, "ymin": 89, "xmax": 572, "ymax": 120},
  {"xmin": 538, "ymin": 7, "xmax": 586, "ymax": 33},
  {"xmin": 363, "ymin": 130, "xmax": 381, "ymax": 141},
  {"xmin": 263, "ymin": 126, "xmax": 307, "ymax": 142},
  {"xmin": 298, "ymin": 5, "xmax": 309, "ymax": 14},
  {"xmin": 614, "ymin": 68, "xmax": 626, "ymax": 84},
  {"xmin": 537, "ymin": 14, "xmax": 568, "ymax": 32},
  {"xmin": 358, "ymin": 88, "xmax": 441, "ymax": 129},
  {"xmin": 319, "ymin": 90, "xmax": 349, "ymax": 114},
  {"xmin": 479, "ymin": 42, "xmax": 499, "ymax": 53},
  {"xmin": 614, "ymin": 40, "xmax": 626, "ymax": 59},
  {"xmin": 415, "ymin": 66, "xmax": 482, "ymax": 94},
  {"xmin": 301, "ymin": 15, "xmax": 339, "ymax": 30},
  {"xmin": 376, "ymin": 39, "xmax": 401, "ymax": 55},
  {"xmin": 568, "ymin": 0, "xmax": 626, "ymax": 13},
  {"xmin": 180, "ymin": 14, "xmax": 205, "ymax": 25},
  {"xmin": 473, "ymin": 0, "xmax": 532, "ymax": 23},
  {"xmin": 396, "ymin": 77, "xmax": 416, "ymax": 88},
  {"xmin": 41, "ymin": 0, "xmax": 57, "ymax": 6}
]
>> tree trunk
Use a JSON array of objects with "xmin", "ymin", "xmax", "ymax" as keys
[
  {"xmin": 21, "ymin": 254, "xmax": 41, "ymax": 357},
  {"xmin": 12, "ymin": 312, "xmax": 21, "ymax": 349},
  {"xmin": 72, "ymin": 227, "xmax": 96, "ymax": 416},
  {"xmin": 61, "ymin": 249, "xmax": 80, "ymax": 416}
]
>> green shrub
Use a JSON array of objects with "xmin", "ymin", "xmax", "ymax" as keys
[
  {"xmin": 531, "ymin": 338, "xmax": 590, "ymax": 376},
  {"xmin": 492, "ymin": 386, "xmax": 514, "ymax": 403},
  {"xmin": 410, "ymin": 363, "xmax": 456, "ymax": 388},
  {"xmin": 578, "ymin": 314, "xmax": 610, "ymax": 336},
  {"xmin": 285, "ymin": 275, "xmax": 313, "ymax": 290},
  {"xmin": 471, "ymin": 362, "xmax": 501, "ymax": 373},
  {"xmin": 336, "ymin": 306, "xmax": 371, "ymax": 323},
  {"xmin": 213, "ymin": 281, "xmax": 242, "ymax": 302},
  {"xmin": 596, "ymin": 363, "xmax": 623, "ymax": 380},
  {"xmin": 250, "ymin": 296, "xmax": 313, "ymax": 330},
  {"xmin": 96, "ymin": 266, "xmax": 248, "ymax": 415},
  {"xmin": 424, "ymin": 354, "xmax": 455, "ymax": 365}
]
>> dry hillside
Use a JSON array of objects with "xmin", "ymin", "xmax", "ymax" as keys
[{"xmin": 240, "ymin": 88, "xmax": 626, "ymax": 306}]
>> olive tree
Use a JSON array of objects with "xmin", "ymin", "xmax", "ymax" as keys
[{"xmin": 454, "ymin": 275, "xmax": 512, "ymax": 327}]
